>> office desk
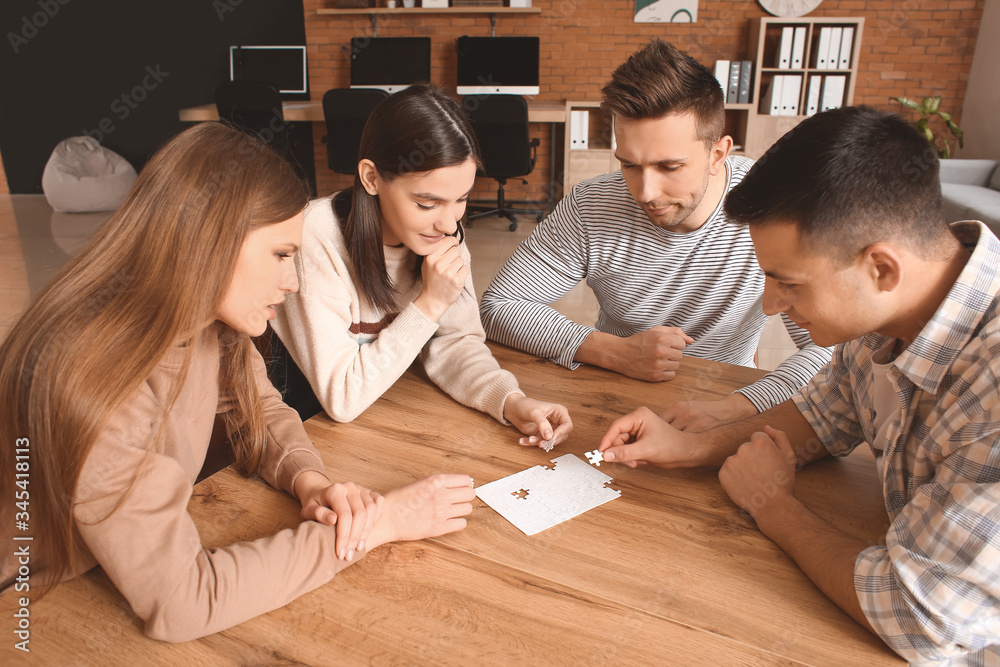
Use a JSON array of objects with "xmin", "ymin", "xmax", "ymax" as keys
[
  {"xmin": 178, "ymin": 100, "xmax": 566, "ymax": 124},
  {"xmin": 0, "ymin": 345, "xmax": 902, "ymax": 665},
  {"xmin": 180, "ymin": 100, "xmax": 567, "ymax": 212}
]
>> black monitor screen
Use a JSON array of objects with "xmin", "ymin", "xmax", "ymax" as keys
[
  {"xmin": 229, "ymin": 46, "xmax": 307, "ymax": 95},
  {"xmin": 456, "ymin": 36, "xmax": 540, "ymax": 89},
  {"xmin": 350, "ymin": 37, "xmax": 432, "ymax": 87}
]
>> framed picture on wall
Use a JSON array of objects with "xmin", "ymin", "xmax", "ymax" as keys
[{"xmin": 634, "ymin": 0, "xmax": 698, "ymax": 23}]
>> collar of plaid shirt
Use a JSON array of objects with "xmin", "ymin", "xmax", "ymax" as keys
[{"xmin": 857, "ymin": 221, "xmax": 1000, "ymax": 394}]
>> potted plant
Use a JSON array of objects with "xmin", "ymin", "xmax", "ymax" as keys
[{"xmin": 890, "ymin": 95, "xmax": 965, "ymax": 159}]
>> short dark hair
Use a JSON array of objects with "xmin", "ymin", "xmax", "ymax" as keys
[
  {"xmin": 601, "ymin": 38, "xmax": 725, "ymax": 147},
  {"xmin": 724, "ymin": 106, "xmax": 949, "ymax": 262}
]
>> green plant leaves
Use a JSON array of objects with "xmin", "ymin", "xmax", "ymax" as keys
[{"xmin": 891, "ymin": 96, "xmax": 921, "ymax": 110}]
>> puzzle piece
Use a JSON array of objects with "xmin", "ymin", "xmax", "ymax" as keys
[
  {"xmin": 584, "ymin": 449, "xmax": 604, "ymax": 466},
  {"xmin": 541, "ymin": 437, "xmax": 555, "ymax": 452},
  {"xmin": 476, "ymin": 453, "xmax": 621, "ymax": 536}
]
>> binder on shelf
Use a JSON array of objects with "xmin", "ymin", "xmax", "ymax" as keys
[
  {"xmin": 805, "ymin": 74, "xmax": 822, "ymax": 116},
  {"xmin": 828, "ymin": 27, "xmax": 843, "ymax": 71},
  {"xmin": 570, "ymin": 110, "xmax": 590, "ymax": 150},
  {"xmin": 791, "ymin": 26, "xmax": 806, "ymax": 69},
  {"xmin": 820, "ymin": 74, "xmax": 846, "ymax": 111},
  {"xmin": 780, "ymin": 75, "xmax": 801, "ymax": 116},
  {"xmin": 778, "ymin": 26, "xmax": 794, "ymax": 69},
  {"xmin": 815, "ymin": 27, "xmax": 831, "ymax": 69},
  {"xmin": 737, "ymin": 61, "xmax": 752, "ymax": 104},
  {"xmin": 714, "ymin": 59, "xmax": 730, "ymax": 95},
  {"xmin": 727, "ymin": 60, "xmax": 741, "ymax": 103},
  {"xmin": 762, "ymin": 75, "xmax": 784, "ymax": 115},
  {"xmin": 838, "ymin": 27, "xmax": 854, "ymax": 69}
]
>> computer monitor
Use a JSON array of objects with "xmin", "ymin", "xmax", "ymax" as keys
[
  {"xmin": 456, "ymin": 36, "xmax": 540, "ymax": 96},
  {"xmin": 229, "ymin": 45, "xmax": 308, "ymax": 96},
  {"xmin": 350, "ymin": 37, "xmax": 432, "ymax": 94}
]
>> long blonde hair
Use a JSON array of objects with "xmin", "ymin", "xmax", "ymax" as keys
[{"xmin": 0, "ymin": 122, "xmax": 308, "ymax": 596}]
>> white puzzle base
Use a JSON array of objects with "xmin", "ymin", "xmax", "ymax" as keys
[{"xmin": 476, "ymin": 453, "xmax": 621, "ymax": 535}]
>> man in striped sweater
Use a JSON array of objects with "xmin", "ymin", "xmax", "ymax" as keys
[{"xmin": 480, "ymin": 39, "xmax": 831, "ymax": 430}]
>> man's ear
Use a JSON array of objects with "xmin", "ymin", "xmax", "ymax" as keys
[
  {"xmin": 863, "ymin": 243, "xmax": 904, "ymax": 293},
  {"xmin": 358, "ymin": 159, "xmax": 379, "ymax": 196},
  {"xmin": 709, "ymin": 135, "xmax": 733, "ymax": 176}
]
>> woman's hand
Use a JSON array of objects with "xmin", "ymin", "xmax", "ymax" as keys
[
  {"xmin": 503, "ymin": 393, "xmax": 574, "ymax": 449},
  {"xmin": 413, "ymin": 237, "xmax": 469, "ymax": 322},
  {"xmin": 365, "ymin": 474, "xmax": 476, "ymax": 549},
  {"xmin": 295, "ymin": 471, "xmax": 383, "ymax": 561}
]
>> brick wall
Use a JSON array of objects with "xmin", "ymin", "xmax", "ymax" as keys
[{"xmin": 304, "ymin": 0, "xmax": 982, "ymax": 202}]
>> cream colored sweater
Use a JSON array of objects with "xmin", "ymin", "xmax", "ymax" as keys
[
  {"xmin": 3, "ymin": 324, "xmax": 358, "ymax": 642},
  {"xmin": 272, "ymin": 196, "xmax": 522, "ymax": 423}
]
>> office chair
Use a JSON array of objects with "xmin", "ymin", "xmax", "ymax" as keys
[
  {"xmin": 214, "ymin": 81, "xmax": 292, "ymax": 157},
  {"xmin": 321, "ymin": 88, "xmax": 390, "ymax": 174},
  {"xmin": 466, "ymin": 95, "xmax": 544, "ymax": 231}
]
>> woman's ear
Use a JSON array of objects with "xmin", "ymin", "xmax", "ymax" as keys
[{"xmin": 358, "ymin": 159, "xmax": 379, "ymax": 196}]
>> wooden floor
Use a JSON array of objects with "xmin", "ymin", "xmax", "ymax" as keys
[{"xmin": 0, "ymin": 194, "xmax": 798, "ymax": 367}]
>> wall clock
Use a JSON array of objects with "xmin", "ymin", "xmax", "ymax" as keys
[{"xmin": 759, "ymin": 0, "xmax": 823, "ymax": 17}]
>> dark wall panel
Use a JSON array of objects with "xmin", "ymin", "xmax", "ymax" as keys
[{"xmin": 0, "ymin": 0, "xmax": 312, "ymax": 194}]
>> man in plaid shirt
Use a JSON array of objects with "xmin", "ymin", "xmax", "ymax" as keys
[{"xmin": 597, "ymin": 106, "xmax": 1000, "ymax": 665}]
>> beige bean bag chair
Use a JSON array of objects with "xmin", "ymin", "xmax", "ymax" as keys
[{"xmin": 41, "ymin": 136, "xmax": 137, "ymax": 213}]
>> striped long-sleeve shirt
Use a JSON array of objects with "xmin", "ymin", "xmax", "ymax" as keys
[{"xmin": 479, "ymin": 157, "xmax": 832, "ymax": 411}]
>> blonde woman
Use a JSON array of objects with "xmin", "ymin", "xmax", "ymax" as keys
[{"xmin": 0, "ymin": 123, "xmax": 474, "ymax": 642}]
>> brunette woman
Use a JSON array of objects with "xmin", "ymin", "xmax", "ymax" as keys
[{"xmin": 273, "ymin": 84, "xmax": 573, "ymax": 447}]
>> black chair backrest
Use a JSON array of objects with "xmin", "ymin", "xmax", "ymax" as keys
[
  {"xmin": 467, "ymin": 95, "xmax": 533, "ymax": 180},
  {"xmin": 214, "ymin": 81, "xmax": 286, "ymax": 144},
  {"xmin": 322, "ymin": 88, "xmax": 390, "ymax": 174}
]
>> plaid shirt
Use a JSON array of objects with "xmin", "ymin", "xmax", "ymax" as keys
[{"xmin": 793, "ymin": 221, "xmax": 1000, "ymax": 666}]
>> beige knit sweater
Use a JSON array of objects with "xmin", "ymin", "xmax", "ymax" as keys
[
  {"xmin": 0, "ymin": 324, "xmax": 358, "ymax": 642},
  {"xmin": 272, "ymin": 195, "xmax": 522, "ymax": 423}
]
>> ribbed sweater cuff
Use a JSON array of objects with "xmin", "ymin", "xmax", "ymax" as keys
[{"xmin": 275, "ymin": 449, "xmax": 329, "ymax": 496}]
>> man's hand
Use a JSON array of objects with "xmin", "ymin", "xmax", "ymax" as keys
[
  {"xmin": 718, "ymin": 425, "xmax": 797, "ymax": 521},
  {"xmin": 576, "ymin": 327, "xmax": 694, "ymax": 381},
  {"xmin": 597, "ymin": 406, "xmax": 699, "ymax": 468},
  {"xmin": 660, "ymin": 393, "xmax": 758, "ymax": 432}
]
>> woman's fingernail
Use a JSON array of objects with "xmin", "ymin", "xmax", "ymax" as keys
[
  {"xmin": 603, "ymin": 451, "xmax": 615, "ymax": 462},
  {"xmin": 358, "ymin": 540, "xmax": 365, "ymax": 552},
  {"xmin": 347, "ymin": 549, "xmax": 354, "ymax": 560}
]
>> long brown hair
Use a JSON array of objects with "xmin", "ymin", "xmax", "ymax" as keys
[
  {"xmin": 333, "ymin": 82, "xmax": 482, "ymax": 313},
  {"xmin": 0, "ymin": 122, "xmax": 308, "ymax": 596}
]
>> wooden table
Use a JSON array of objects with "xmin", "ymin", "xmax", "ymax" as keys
[{"xmin": 1, "ymin": 345, "xmax": 903, "ymax": 665}]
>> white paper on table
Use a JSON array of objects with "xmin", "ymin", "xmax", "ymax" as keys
[{"xmin": 475, "ymin": 454, "xmax": 621, "ymax": 536}]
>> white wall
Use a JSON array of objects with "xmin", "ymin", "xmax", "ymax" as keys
[{"xmin": 959, "ymin": 0, "xmax": 1000, "ymax": 159}]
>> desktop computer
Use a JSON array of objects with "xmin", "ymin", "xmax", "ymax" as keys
[
  {"xmin": 350, "ymin": 37, "xmax": 432, "ymax": 94},
  {"xmin": 229, "ymin": 45, "xmax": 308, "ymax": 97},
  {"xmin": 456, "ymin": 36, "xmax": 540, "ymax": 96}
]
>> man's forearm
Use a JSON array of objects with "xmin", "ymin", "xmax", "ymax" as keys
[
  {"xmin": 695, "ymin": 400, "xmax": 828, "ymax": 468},
  {"xmin": 574, "ymin": 330, "xmax": 620, "ymax": 371},
  {"xmin": 754, "ymin": 497, "xmax": 876, "ymax": 634}
]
